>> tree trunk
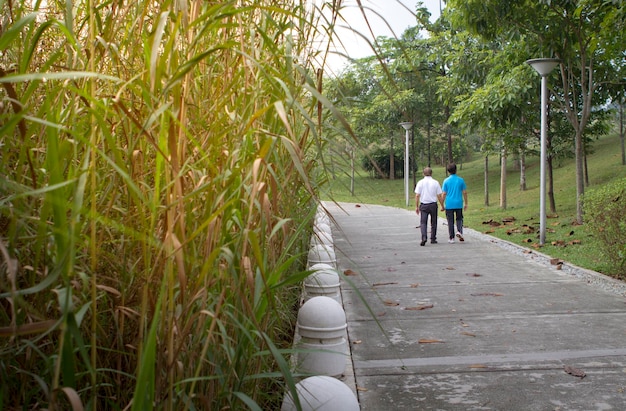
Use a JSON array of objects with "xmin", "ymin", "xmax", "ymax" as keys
[
  {"xmin": 547, "ymin": 154, "xmax": 556, "ymax": 214},
  {"xmin": 519, "ymin": 152, "xmax": 526, "ymax": 191},
  {"xmin": 390, "ymin": 136, "xmax": 395, "ymax": 180},
  {"xmin": 556, "ymin": 59, "xmax": 591, "ymax": 225},
  {"xmin": 484, "ymin": 155, "xmax": 489, "ymax": 206},
  {"xmin": 619, "ymin": 98, "xmax": 626, "ymax": 166},
  {"xmin": 574, "ymin": 128, "xmax": 584, "ymax": 224},
  {"xmin": 546, "ymin": 111, "xmax": 556, "ymax": 213},
  {"xmin": 446, "ymin": 105, "xmax": 453, "ymax": 164},
  {"xmin": 426, "ymin": 116, "xmax": 433, "ymax": 167},
  {"xmin": 500, "ymin": 147, "xmax": 507, "ymax": 209},
  {"xmin": 350, "ymin": 148, "xmax": 355, "ymax": 196},
  {"xmin": 412, "ymin": 128, "xmax": 417, "ymax": 188},
  {"xmin": 583, "ymin": 149, "xmax": 589, "ymax": 187}
]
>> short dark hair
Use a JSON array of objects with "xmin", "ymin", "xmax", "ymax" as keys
[{"xmin": 447, "ymin": 163, "xmax": 457, "ymax": 174}]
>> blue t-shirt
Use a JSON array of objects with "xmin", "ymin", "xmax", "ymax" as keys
[{"xmin": 442, "ymin": 174, "xmax": 466, "ymax": 209}]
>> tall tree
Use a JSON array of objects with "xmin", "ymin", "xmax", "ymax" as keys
[{"xmin": 447, "ymin": 0, "xmax": 626, "ymax": 223}]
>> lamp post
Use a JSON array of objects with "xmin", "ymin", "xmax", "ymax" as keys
[
  {"xmin": 526, "ymin": 58, "xmax": 560, "ymax": 245},
  {"xmin": 399, "ymin": 122, "xmax": 413, "ymax": 207}
]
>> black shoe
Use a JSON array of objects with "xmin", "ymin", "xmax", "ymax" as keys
[
  {"xmin": 420, "ymin": 240, "xmax": 426, "ymax": 246},
  {"xmin": 431, "ymin": 240, "xmax": 438, "ymax": 244}
]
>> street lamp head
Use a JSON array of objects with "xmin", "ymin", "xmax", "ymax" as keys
[
  {"xmin": 526, "ymin": 58, "xmax": 561, "ymax": 76},
  {"xmin": 399, "ymin": 122, "xmax": 413, "ymax": 130}
]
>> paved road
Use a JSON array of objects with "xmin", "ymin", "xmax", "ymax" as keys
[{"xmin": 325, "ymin": 202, "xmax": 626, "ymax": 411}]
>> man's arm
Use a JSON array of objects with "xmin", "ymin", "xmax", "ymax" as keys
[
  {"xmin": 463, "ymin": 190, "xmax": 468, "ymax": 210},
  {"xmin": 440, "ymin": 192, "xmax": 447, "ymax": 211},
  {"xmin": 415, "ymin": 193, "xmax": 420, "ymax": 214}
]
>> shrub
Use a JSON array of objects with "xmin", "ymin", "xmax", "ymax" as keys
[{"xmin": 584, "ymin": 178, "xmax": 626, "ymax": 278}]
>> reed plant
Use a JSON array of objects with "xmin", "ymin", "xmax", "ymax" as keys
[{"xmin": 0, "ymin": 0, "xmax": 341, "ymax": 409}]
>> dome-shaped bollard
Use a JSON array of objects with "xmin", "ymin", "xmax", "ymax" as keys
[
  {"xmin": 310, "ymin": 229, "xmax": 333, "ymax": 248},
  {"xmin": 304, "ymin": 268, "xmax": 341, "ymax": 303},
  {"xmin": 281, "ymin": 375, "xmax": 359, "ymax": 411},
  {"xmin": 313, "ymin": 222, "xmax": 332, "ymax": 236},
  {"xmin": 315, "ymin": 209, "xmax": 330, "ymax": 225},
  {"xmin": 309, "ymin": 263, "xmax": 334, "ymax": 272},
  {"xmin": 296, "ymin": 296, "xmax": 347, "ymax": 377},
  {"xmin": 307, "ymin": 244, "xmax": 336, "ymax": 268}
]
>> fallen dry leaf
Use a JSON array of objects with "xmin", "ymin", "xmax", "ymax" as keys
[
  {"xmin": 471, "ymin": 293, "xmax": 503, "ymax": 297},
  {"xmin": 404, "ymin": 304, "xmax": 434, "ymax": 311},
  {"xmin": 466, "ymin": 273, "xmax": 482, "ymax": 277},
  {"xmin": 445, "ymin": 266, "xmax": 456, "ymax": 270},
  {"xmin": 569, "ymin": 239, "xmax": 581, "ymax": 245},
  {"xmin": 409, "ymin": 283, "xmax": 420, "ymax": 288},
  {"xmin": 356, "ymin": 386, "xmax": 368, "ymax": 392},
  {"xmin": 385, "ymin": 267, "xmax": 397, "ymax": 272},
  {"xmin": 461, "ymin": 331, "xmax": 476, "ymax": 337},
  {"xmin": 352, "ymin": 340, "xmax": 362, "ymax": 345},
  {"xmin": 469, "ymin": 364, "xmax": 488, "ymax": 369},
  {"xmin": 343, "ymin": 269, "xmax": 357, "ymax": 276},
  {"xmin": 418, "ymin": 339, "xmax": 444, "ymax": 344},
  {"xmin": 564, "ymin": 365, "xmax": 586, "ymax": 378},
  {"xmin": 383, "ymin": 300, "xmax": 399, "ymax": 306},
  {"xmin": 373, "ymin": 282, "xmax": 398, "ymax": 287}
]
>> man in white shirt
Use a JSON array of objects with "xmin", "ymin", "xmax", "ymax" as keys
[{"xmin": 414, "ymin": 167, "xmax": 445, "ymax": 246}]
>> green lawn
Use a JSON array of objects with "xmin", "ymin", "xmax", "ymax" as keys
[{"xmin": 321, "ymin": 133, "xmax": 626, "ymax": 279}]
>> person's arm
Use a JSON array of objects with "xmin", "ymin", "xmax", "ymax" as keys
[
  {"xmin": 440, "ymin": 192, "xmax": 447, "ymax": 211},
  {"xmin": 463, "ymin": 190, "xmax": 468, "ymax": 210},
  {"xmin": 415, "ymin": 193, "xmax": 421, "ymax": 214}
]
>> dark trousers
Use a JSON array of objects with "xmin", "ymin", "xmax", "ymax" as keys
[
  {"xmin": 420, "ymin": 202, "xmax": 438, "ymax": 241},
  {"xmin": 446, "ymin": 208, "xmax": 464, "ymax": 239}
]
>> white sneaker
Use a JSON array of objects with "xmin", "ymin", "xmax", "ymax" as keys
[
  {"xmin": 448, "ymin": 239, "xmax": 455, "ymax": 244},
  {"xmin": 456, "ymin": 232, "xmax": 464, "ymax": 242}
]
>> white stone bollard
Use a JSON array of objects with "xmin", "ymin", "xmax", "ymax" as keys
[
  {"xmin": 307, "ymin": 244, "xmax": 336, "ymax": 268},
  {"xmin": 296, "ymin": 296, "xmax": 347, "ymax": 377},
  {"xmin": 281, "ymin": 375, "xmax": 359, "ymax": 411},
  {"xmin": 308, "ymin": 263, "xmax": 334, "ymax": 272},
  {"xmin": 310, "ymin": 229, "xmax": 333, "ymax": 248},
  {"xmin": 304, "ymin": 268, "xmax": 341, "ymax": 303},
  {"xmin": 313, "ymin": 222, "xmax": 332, "ymax": 236}
]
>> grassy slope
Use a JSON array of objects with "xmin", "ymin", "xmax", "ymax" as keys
[{"xmin": 322, "ymin": 133, "xmax": 626, "ymax": 279}]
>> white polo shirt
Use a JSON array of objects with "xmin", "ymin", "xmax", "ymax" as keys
[{"xmin": 414, "ymin": 176, "xmax": 442, "ymax": 204}]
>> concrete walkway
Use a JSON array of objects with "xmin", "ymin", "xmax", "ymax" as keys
[{"xmin": 325, "ymin": 202, "xmax": 626, "ymax": 411}]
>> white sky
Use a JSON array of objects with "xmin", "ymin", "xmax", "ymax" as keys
[{"xmin": 313, "ymin": 0, "xmax": 443, "ymax": 73}]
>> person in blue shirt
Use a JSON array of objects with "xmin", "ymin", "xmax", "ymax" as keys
[{"xmin": 441, "ymin": 163, "xmax": 468, "ymax": 244}]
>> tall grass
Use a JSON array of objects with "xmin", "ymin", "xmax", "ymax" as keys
[{"xmin": 0, "ymin": 0, "xmax": 339, "ymax": 409}]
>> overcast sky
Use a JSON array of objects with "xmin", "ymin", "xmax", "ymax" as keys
[{"xmin": 316, "ymin": 0, "xmax": 443, "ymax": 72}]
